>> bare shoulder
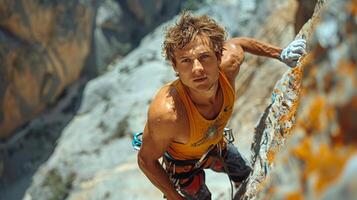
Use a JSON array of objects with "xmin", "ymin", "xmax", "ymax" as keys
[
  {"xmin": 220, "ymin": 39, "xmax": 245, "ymax": 87},
  {"xmin": 147, "ymin": 84, "xmax": 187, "ymax": 141},
  {"xmin": 138, "ymin": 84, "xmax": 187, "ymax": 160}
]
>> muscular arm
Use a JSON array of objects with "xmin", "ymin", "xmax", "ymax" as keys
[
  {"xmin": 137, "ymin": 96, "xmax": 184, "ymax": 200},
  {"xmin": 220, "ymin": 37, "xmax": 283, "ymax": 85},
  {"xmin": 229, "ymin": 37, "xmax": 283, "ymax": 59}
]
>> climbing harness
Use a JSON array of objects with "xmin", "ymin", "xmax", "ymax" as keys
[
  {"xmin": 223, "ymin": 127, "xmax": 234, "ymax": 143},
  {"xmin": 131, "ymin": 128, "xmax": 234, "ymax": 151},
  {"xmin": 131, "ymin": 128, "xmax": 237, "ymax": 199}
]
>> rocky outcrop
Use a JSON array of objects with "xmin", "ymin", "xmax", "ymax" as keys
[
  {"xmin": 22, "ymin": 0, "xmax": 299, "ymax": 199},
  {"xmin": 295, "ymin": 0, "xmax": 318, "ymax": 34},
  {"xmin": 0, "ymin": 0, "xmax": 185, "ymax": 139},
  {"xmin": 229, "ymin": 0, "xmax": 298, "ymax": 157},
  {"xmin": 90, "ymin": 0, "xmax": 183, "ymax": 73},
  {"xmin": 0, "ymin": 0, "xmax": 95, "ymax": 138},
  {"xmin": 2, "ymin": 0, "xmax": 348, "ymax": 197},
  {"xmin": 235, "ymin": 0, "xmax": 357, "ymax": 199}
]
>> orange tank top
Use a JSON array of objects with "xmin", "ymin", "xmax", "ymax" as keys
[{"xmin": 167, "ymin": 71, "xmax": 235, "ymax": 160}]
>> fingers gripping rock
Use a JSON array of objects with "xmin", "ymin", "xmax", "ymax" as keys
[{"xmin": 280, "ymin": 39, "xmax": 307, "ymax": 67}]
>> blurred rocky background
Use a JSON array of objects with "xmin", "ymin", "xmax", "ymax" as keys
[
  {"xmin": 1, "ymin": 0, "xmax": 355, "ymax": 200},
  {"xmin": 236, "ymin": 0, "xmax": 357, "ymax": 199}
]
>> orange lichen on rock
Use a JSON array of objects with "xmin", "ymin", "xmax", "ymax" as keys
[
  {"xmin": 267, "ymin": 149, "xmax": 276, "ymax": 165},
  {"xmin": 291, "ymin": 137, "xmax": 313, "ymax": 165},
  {"xmin": 349, "ymin": 0, "xmax": 357, "ymax": 16},
  {"xmin": 292, "ymin": 137, "xmax": 357, "ymax": 195},
  {"xmin": 298, "ymin": 48, "xmax": 323, "ymax": 90},
  {"xmin": 298, "ymin": 96, "xmax": 326, "ymax": 134},
  {"xmin": 313, "ymin": 145, "xmax": 354, "ymax": 193},
  {"xmin": 339, "ymin": 60, "xmax": 355, "ymax": 76},
  {"xmin": 285, "ymin": 191, "xmax": 304, "ymax": 200},
  {"xmin": 278, "ymin": 99, "xmax": 300, "ymax": 127},
  {"xmin": 291, "ymin": 67, "xmax": 302, "ymax": 90},
  {"xmin": 278, "ymin": 53, "xmax": 316, "ymax": 130},
  {"xmin": 338, "ymin": 60, "xmax": 357, "ymax": 88},
  {"xmin": 298, "ymin": 51, "xmax": 316, "ymax": 72},
  {"xmin": 277, "ymin": 67, "xmax": 303, "ymax": 131},
  {"xmin": 335, "ymin": 95, "xmax": 357, "ymax": 144}
]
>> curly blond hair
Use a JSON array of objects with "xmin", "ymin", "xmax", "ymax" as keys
[{"xmin": 163, "ymin": 11, "xmax": 226, "ymax": 65}]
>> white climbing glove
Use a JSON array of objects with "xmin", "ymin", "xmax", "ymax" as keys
[{"xmin": 280, "ymin": 39, "xmax": 306, "ymax": 67}]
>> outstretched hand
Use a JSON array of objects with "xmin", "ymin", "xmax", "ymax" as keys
[{"xmin": 280, "ymin": 39, "xmax": 306, "ymax": 67}]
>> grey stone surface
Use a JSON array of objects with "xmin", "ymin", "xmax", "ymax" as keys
[
  {"xmin": 235, "ymin": 0, "xmax": 357, "ymax": 199},
  {"xmin": 23, "ymin": 1, "xmax": 296, "ymax": 199},
  {"xmin": 3, "ymin": 0, "xmax": 336, "ymax": 199}
]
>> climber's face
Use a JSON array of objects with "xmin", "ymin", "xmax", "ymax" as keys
[{"xmin": 173, "ymin": 34, "xmax": 221, "ymax": 92}]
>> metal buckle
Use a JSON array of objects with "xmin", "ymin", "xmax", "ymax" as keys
[{"xmin": 223, "ymin": 128, "xmax": 234, "ymax": 143}]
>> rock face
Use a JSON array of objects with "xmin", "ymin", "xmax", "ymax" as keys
[
  {"xmin": 91, "ymin": 0, "xmax": 183, "ymax": 73},
  {"xmin": 235, "ymin": 0, "xmax": 357, "ymax": 199},
  {"xmin": 0, "ymin": 0, "xmax": 95, "ymax": 138},
  {"xmin": 13, "ymin": 0, "xmax": 356, "ymax": 199},
  {"xmin": 229, "ymin": 0, "xmax": 298, "ymax": 158},
  {"xmin": 0, "ymin": 0, "xmax": 185, "ymax": 139},
  {"xmin": 295, "ymin": 0, "xmax": 318, "ymax": 34},
  {"xmin": 22, "ymin": 0, "xmax": 301, "ymax": 199}
]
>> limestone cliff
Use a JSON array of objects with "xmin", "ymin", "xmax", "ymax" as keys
[
  {"xmin": 0, "ymin": 0, "xmax": 184, "ymax": 139},
  {"xmin": 3, "ymin": 0, "xmax": 355, "ymax": 199},
  {"xmin": 235, "ymin": 0, "xmax": 357, "ymax": 199},
  {"xmin": 21, "ymin": 1, "xmax": 296, "ymax": 199},
  {"xmin": 0, "ymin": 0, "xmax": 95, "ymax": 138}
]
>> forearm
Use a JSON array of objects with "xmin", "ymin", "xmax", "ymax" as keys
[
  {"xmin": 231, "ymin": 37, "xmax": 282, "ymax": 59},
  {"xmin": 138, "ymin": 157, "xmax": 182, "ymax": 199}
]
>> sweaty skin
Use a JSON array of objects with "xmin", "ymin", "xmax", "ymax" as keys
[{"xmin": 137, "ymin": 36, "xmax": 282, "ymax": 200}]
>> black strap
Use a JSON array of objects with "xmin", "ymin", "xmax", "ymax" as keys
[
  {"xmin": 163, "ymin": 152, "xmax": 208, "ymax": 180},
  {"xmin": 163, "ymin": 146, "xmax": 224, "ymax": 180},
  {"xmin": 163, "ymin": 152, "xmax": 199, "ymax": 166},
  {"xmin": 171, "ymin": 167, "xmax": 203, "ymax": 179}
]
